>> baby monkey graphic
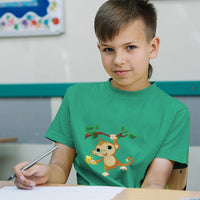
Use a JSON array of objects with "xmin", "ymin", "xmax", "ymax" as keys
[{"xmin": 89, "ymin": 134, "xmax": 134, "ymax": 177}]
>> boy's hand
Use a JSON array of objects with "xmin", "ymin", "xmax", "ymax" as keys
[{"xmin": 13, "ymin": 162, "xmax": 49, "ymax": 190}]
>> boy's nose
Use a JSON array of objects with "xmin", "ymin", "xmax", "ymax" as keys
[{"xmin": 113, "ymin": 51, "xmax": 126, "ymax": 66}]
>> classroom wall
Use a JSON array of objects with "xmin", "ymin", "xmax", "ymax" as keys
[
  {"xmin": 0, "ymin": 0, "xmax": 200, "ymax": 191},
  {"xmin": 151, "ymin": 0, "xmax": 200, "ymax": 81},
  {"xmin": 0, "ymin": 0, "xmax": 107, "ymax": 84},
  {"xmin": 0, "ymin": 0, "xmax": 200, "ymax": 83}
]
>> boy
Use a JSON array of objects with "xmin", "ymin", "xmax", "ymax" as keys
[{"xmin": 13, "ymin": 0, "xmax": 190, "ymax": 189}]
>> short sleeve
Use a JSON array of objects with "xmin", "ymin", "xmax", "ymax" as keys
[
  {"xmin": 45, "ymin": 89, "xmax": 75, "ymax": 149},
  {"xmin": 156, "ymin": 107, "xmax": 190, "ymax": 169}
]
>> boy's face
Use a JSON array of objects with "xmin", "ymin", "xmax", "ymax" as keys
[{"xmin": 98, "ymin": 18, "xmax": 160, "ymax": 91}]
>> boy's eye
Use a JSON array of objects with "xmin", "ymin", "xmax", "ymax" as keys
[
  {"xmin": 103, "ymin": 48, "xmax": 113, "ymax": 52},
  {"xmin": 127, "ymin": 45, "xmax": 136, "ymax": 50}
]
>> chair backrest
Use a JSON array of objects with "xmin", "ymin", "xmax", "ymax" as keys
[{"xmin": 167, "ymin": 167, "xmax": 188, "ymax": 190}]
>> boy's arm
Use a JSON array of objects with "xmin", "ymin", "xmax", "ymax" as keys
[
  {"xmin": 141, "ymin": 158, "xmax": 174, "ymax": 189},
  {"xmin": 14, "ymin": 142, "xmax": 75, "ymax": 189},
  {"xmin": 48, "ymin": 142, "xmax": 76, "ymax": 183}
]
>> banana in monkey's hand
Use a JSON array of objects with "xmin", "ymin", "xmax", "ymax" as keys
[{"xmin": 85, "ymin": 155, "xmax": 97, "ymax": 165}]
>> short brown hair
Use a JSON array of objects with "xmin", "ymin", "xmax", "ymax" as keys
[
  {"xmin": 94, "ymin": 0, "xmax": 157, "ymax": 79},
  {"xmin": 94, "ymin": 0, "xmax": 157, "ymax": 42}
]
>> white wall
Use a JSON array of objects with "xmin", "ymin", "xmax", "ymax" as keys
[
  {"xmin": 0, "ymin": 0, "xmax": 199, "ymax": 83},
  {"xmin": 151, "ymin": 0, "xmax": 200, "ymax": 81},
  {"xmin": 0, "ymin": 0, "xmax": 107, "ymax": 84},
  {"xmin": 188, "ymin": 147, "xmax": 200, "ymax": 191}
]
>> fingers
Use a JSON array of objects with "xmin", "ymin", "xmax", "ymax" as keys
[
  {"xmin": 14, "ymin": 175, "xmax": 35, "ymax": 190},
  {"xmin": 13, "ymin": 161, "xmax": 30, "ymax": 180},
  {"xmin": 13, "ymin": 162, "xmax": 49, "ymax": 190},
  {"xmin": 13, "ymin": 162, "xmax": 36, "ymax": 190}
]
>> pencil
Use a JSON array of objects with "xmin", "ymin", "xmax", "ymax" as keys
[{"xmin": 7, "ymin": 145, "xmax": 58, "ymax": 181}]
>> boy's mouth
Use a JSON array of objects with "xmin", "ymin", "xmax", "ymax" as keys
[{"xmin": 114, "ymin": 70, "xmax": 130, "ymax": 76}]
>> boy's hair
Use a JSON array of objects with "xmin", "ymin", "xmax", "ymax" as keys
[{"xmin": 94, "ymin": 0, "xmax": 157, "ymax": 79}]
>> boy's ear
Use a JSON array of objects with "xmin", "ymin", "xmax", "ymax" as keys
[
  {"xmin": 97, "ymin": 42, "xmax": 101, "ymax": 50},
  {"xmin": 149, "ymin": 37, "xmax": 160, "ymax": 59}
]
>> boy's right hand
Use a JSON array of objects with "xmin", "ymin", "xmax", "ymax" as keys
[{"xmin": 13, "ymin": 162, "xmax": 49, "ymax": 190}]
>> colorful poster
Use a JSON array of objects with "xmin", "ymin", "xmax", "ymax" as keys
[{"xmin": 0, "ymin": 0, "xmax": 64, "ymax": 37}]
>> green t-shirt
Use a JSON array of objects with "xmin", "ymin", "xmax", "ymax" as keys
[{"xmin": 45, "ymin": 80, "xmax": 190, "ymax": 188}]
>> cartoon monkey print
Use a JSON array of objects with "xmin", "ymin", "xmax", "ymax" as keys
[{"xmin": 91, "ymin": 134, "xmax": 134, "ymax": 177}]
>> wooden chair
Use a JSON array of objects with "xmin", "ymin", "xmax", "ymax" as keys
[{"xmin": 167, "ymin": 167, "xmax": 188, "ymax": 190}]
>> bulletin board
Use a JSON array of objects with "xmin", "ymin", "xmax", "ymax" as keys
[{"xmin": 0, "ymin": 0, "xmax": 64, "ymax": 37}]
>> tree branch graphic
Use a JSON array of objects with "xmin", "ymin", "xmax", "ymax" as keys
[{"xmin": 84, "ymin": 125, "xmax": 136, "ymax": 140}]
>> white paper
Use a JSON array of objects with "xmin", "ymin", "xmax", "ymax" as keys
[
  {"xmin": 179, "ymin": 199, "xmax": 200, "ymax": 200},
  {"xmin": 0, "ymin": 186, "xmax": 124, "ymax": 200}
]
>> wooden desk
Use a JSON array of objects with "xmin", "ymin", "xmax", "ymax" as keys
[
  {"xmin": 0, "ymin": 137, "xmax": 17, "ymax": 143},
  {"xmin": 0, "ymin": 181, "xmax": 15, "ymax": 188},
  {"xmin": 113, "ymin": 188, "xmax": 200, "ymax": 200},
  {"xmin": 1, "ymin": 181, "xmax": 200, "ymax": 200}
]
